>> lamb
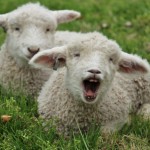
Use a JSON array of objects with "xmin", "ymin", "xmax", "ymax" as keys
[
  {"xmin": 55, "ymin": 31, "xmax": 85, "ymax": 46},
  {"xmin": 0, "ymin": 3, "xmax": 80, "ymax": 96},
  {"xmin": 29, "ymin": 32, "xmax": 150, "ymax": 136}
]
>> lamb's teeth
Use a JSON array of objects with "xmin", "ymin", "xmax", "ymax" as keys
[
  {"xmin": 87, "ymin": 96, "xmax": 95, "ymax": 99},
  {"xmin": 89, "ymin": 79, "xmax": 94, "ymax": 82},
  {"xmin": 89, "ymin": 79, "xmax": 98, "ymax": 82}
]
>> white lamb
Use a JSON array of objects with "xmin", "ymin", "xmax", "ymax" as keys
[
  {"xmin": 30, "ymin": 32, "xmax": 150, "ymax": 136},
  {"xmin": 55, "ymin": 31, "xmax": 85, "ymax": 46},
  {"xmin": 0, "ymin": 3, "xmax": 80, "ymax": 96}
]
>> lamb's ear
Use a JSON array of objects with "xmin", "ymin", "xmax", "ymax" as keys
[
  {"xmin": 0, "ymin": 14, "xmax": 8, "ymax": 31},
  {"xmin": 54, "ymin": 10, "xmax": 81, "ymax": 24},
  {"xmin": 29, "ymin": 46, "xmax": 67, "ymax": 70},
  {"xmin": 118, "ymin": 52, "xmax": 150, "ymax": 74},
  {"xmin": 0, "ymin": 14, "xmax": 6, "ymax": 25}
]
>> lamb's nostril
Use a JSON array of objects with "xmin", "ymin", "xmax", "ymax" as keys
[
  {"xmin": 28, "ymin": 47, "xmax": 40, "ymax": 54},
  {"xmin": 88, "ymin": 69, "xmax": 101, "ymax": 74}
]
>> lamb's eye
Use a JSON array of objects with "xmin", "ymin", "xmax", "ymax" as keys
[
  {"xmin": 46, "ymin": 28, "xmax": 50, "ymax": 32},
  {"xmin": 15, "ymin": 27, "xmax": 20, "ymax": 31},
  {"xmin": 109, "ymin": 57, "xmax": 113, "ymax": 62},
  {"xmin": 74, "ymin": 53, "xmax": 80, "ymax": 57}
]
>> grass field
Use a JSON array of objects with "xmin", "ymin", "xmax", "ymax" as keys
[{"xmin": 0, "ymin": 0, "xmax": 150, "ymax": 149}]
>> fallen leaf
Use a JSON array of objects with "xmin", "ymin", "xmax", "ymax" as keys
[
  {"xmin": 125, "ymin": 21, "xmax": 132, "ymax": 27},
  {"xmin": 1, "ymin": 115, "xmax": 12, "ymax": 122},
  {"xmin": 101, "ymin": 23, "xmax": 109, "ymax": 29}
]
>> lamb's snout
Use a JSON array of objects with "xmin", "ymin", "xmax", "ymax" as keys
[
  {"xmin": 28, "ymin": 47, "xmax": 40, "ymax": 55},
  {"xmin": 87, "ymin": 69, "xmax": 101, "ymax": 74}
]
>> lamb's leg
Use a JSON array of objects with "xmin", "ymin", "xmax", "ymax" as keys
[
  {"xmin": 101, "ymin": 116, "xmax": 131, "ymax": 133},
  {"xmin": 137, "ymin": 103, "xmax": 150, "ymax": 119}
]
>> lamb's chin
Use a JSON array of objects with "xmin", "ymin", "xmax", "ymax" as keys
[
  {"xmin": 82, "ymin": 97, "xmax": 98, "ymax": 104},
  {"xmin": 26, "ymin": 54, "xmax": 35, "ymax": 60}
]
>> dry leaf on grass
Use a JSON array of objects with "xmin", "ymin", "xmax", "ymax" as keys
[{"xmin": 1, "ymin": 115, "xmax": 12, "ymax": 122}]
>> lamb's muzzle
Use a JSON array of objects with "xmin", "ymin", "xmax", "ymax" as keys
[
  {"xmin": 87, "ymin": 69, "xmax": 101, "ymax": 74},
  {"xmin": 27, "ymin": 47, "xmax": 40, "ymax": 58}
]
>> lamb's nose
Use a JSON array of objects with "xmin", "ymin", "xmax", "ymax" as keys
[
  {"xmin": 28, "ymin": 47, "xmax": 40, "ymax": 55},
  {"xmin": 88, "ymin": 69, "xmax": 101, "ymax": 74}
]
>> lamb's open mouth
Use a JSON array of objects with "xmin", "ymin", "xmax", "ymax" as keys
[{"xmin": 83, "ymin": 77, "xmax": 100, "ymax": 102}]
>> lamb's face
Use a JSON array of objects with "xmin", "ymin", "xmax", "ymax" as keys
[
  {"xmin": 6, "ymin": 13, "xmax": 56, "ymax": 66},
  {"xmin": 30, "ymin": 33, "xmax": 149, "ymax": 104},
  {"xmin": 66, "ymin": 39, "xmax": 121, "ymax": 104},
  {"xmin": 0, "ymin": 3, "xmax": 80, "ymax": 67}
]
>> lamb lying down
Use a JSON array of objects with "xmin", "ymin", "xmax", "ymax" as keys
[
  {"xmin": 0, "ymin": 3, "xmax": 80, "ymax": 96},
  {"xmin": 30, "ymin": 32, "xmax": 150, "ymax": 136}
]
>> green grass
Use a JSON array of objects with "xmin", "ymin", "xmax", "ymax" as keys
[{"xmin": 0, "ymin": 0, "xmax": 150, "ymax": 149}]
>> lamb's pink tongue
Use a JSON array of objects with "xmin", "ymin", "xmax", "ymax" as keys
[{"xmin": 85, "ymin": 89, "xmax": 94, "ymax": 96}]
